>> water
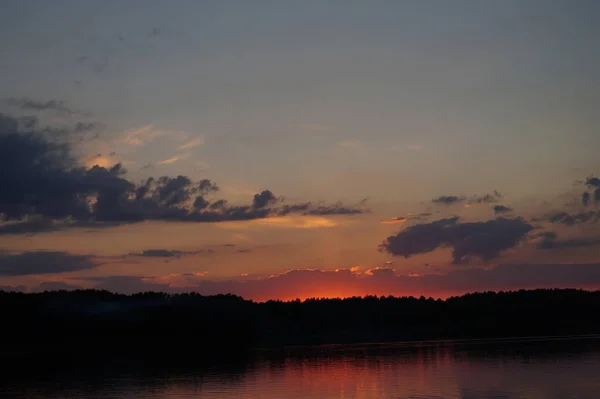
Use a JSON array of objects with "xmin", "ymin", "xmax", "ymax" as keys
[{"xmin": 2, "ymin": 337, "xmax": 600, "ymax": 398}]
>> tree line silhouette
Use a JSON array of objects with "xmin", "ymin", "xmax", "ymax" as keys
[{"xmin": 2, "ymin": 289, "xmax": 600, "ymax": 357}]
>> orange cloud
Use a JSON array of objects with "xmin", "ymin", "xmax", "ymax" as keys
[
  {"xmin": 179, "ymin": 137, "xmax": 204, "ymax": 150},
  {"xmin": 217, "ymin": 215, "xmax": 338, "ymax": 230},
  {"xmin": 381, "ymin": 217, "xmax": 408, "ymax": 225},
  {"xmin": 158, "ymin": 153, "xmax": 189, "ymax": 165},
  {"xmin": 116, "ymin": 125, "xmax": 191, "ymax": 146}
]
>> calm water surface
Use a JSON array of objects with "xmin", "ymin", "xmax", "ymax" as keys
[{"xmin": 2, "ymin": 337, "xmax": 600, "ymax": 398}]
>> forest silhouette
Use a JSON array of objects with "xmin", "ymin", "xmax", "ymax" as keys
[{"xmin": 3, "ymin": 288, "xmax": 600, "ymax": 358}]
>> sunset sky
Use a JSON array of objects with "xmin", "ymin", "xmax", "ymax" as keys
[{"xmin": 1, "ymin": 0, "xmax": 600, "ymax": 300}]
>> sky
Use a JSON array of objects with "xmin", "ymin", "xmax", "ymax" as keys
[{"xmin": 1, "ymin": 0, "xmax": 600, "ymax": 300}]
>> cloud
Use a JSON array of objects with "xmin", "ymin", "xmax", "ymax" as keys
[
  {"xmin": 581, "ymin": 176, "xmax": 600, "ymax": 206},
  {"xmin": 116, "ymin": 125, "xmax": 167, "ymax": 146},
  {"xmin": 469, "ymin": 191, "xmax": 502, "ymax": 204},
  {"xmin": 378, "ymin": 217, "xmax": 533, "ymax": 264},
  {"xmin": 537, "ymin": 233, "xmax": 600, "ymax": 250},
  {"xmin": 304, "ymin": 202, "xmax": 366, "ymax": 216},
  {"xmin": 129, "ymin": 249, "xmax": 200, "ymax": 258},
  {"xmin": 4, "ymin": 97, "xmax": 74, "ymax": 115},
  {"xmin": 0, "ymin": 218, "xmax": 60, "ymax": 235},
  {"xmin": 81, "ymin": 264, "xmax": 600, "ymax": 301},
  {"xmin": 407, "ymin": 145, "xmax": 421, "ymax": 151},
  {"xmin": 432, "ymin": 195, "xmax": 465, "ymax": 205},
  {"xmin": 0, "ymin": 111, "xmax": 364, "ymax": 234},
  {"xmin": 380, "ymin": 213, "xmax": 431, "ymax": 225},
  {"xmin": 0, "ymin": 251, "xmax": 96, "ymax": 276},
  {"xmin": 381, "ymin": 217, "xmax": 408, "ymax": 225},
  {"xmin": 158, "ymin": 153, "xmax": 189, "ymax": 165},
  {"xmin": 493, "ymin": 205, "xmax": 513, "ymax": 215},
  {"xmin": 0, "ymin": 219, "xmax": 127, "ymax": 236},
  {"xmin": 252, "ymin": 215, "xmax": 337, "ymax": 229},
  {"xmin": 547, "ymin": 211, "xmax": 599, "ymax": 226},
  {"xmin": 178, "ymin": 137, "xmax": 204, "ymax": 150},
  {"xmin": 432, "ymin": 191, "xmax": 502, "ymax": 206},
  {"xmin": 252, "ymin": 190, "xmax": 278, "ymax": 209}
]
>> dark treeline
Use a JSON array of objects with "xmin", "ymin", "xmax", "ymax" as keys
[{"xmin": 2, "ymin": 289, "xmax": 600, "ymax": 357}]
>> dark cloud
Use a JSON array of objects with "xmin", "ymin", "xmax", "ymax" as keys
[
  {"xmin": 431, "ymin": 192, "xmax": 502, "ymax": 206},
  {"xmin": 209, "ymin": 199, "xmax": 227, "ymax": 210},
  {"xmin": 193, "ymin": 195, "xmax": 209, "ymax": 210},
  {"xmin": 493, "ymin": 205, "xmax": 513, "ymax": 215},
  {"xmin": 380, "ymin": 212, "xmax": 432, "ymax": 225},
  {"xmin": 581, "ymin": 176, "xmax": 600, "ymax": 206},
  {"xmin": 0, "ymin": 219, "xmax": 127, "ymax": 236},
  {"xmin": 547, "ymin": 211, "xmax": 599, "ymax": 226},
  {"xmin": 252, "ymin": 190, "xmax": 278, "ymax": 209},
  {"xmin": 73, "ymin": 122, "xmax": 103, "ymax": 134},
  {"xmin": 537, "ymin": 233, "xmax": 600, "ymax": 250},
  {"xmin": 469, "ymin": 191, "xmax": 502, "ymax": 204},
  {"xmin": 585, "ymin": 176, "xmax": 600, "ymax": 188},
  {"xmin": 0, "ymin": 219, "xmax": 59, "ymax": 236},
  {"xmin": 129, "ymin": 249, "xmax": 199, "ymax": 258},
  {"xmin": 378, "ymin": 217, "xmax": 533, "ymax": 264},
  {"xmin": 582, "ymin": 191, "xmax": 591, "ymax": 206},
  {"xmin": 0, "ymin": 251, "xmax": 96, "ymax": 276},
  {"xmin": 277, "ymin": 202, "xmax": 312, "ymax": 216},
  {"xmin": 532, "ymin": 231, "xmax": 558, "ymax": 241},
  {"xmin": 304, "ymin": 202, "xmax": 365, "ymax": 216},
  {"xmin": 0, "ymin": 112, "xmax": 364, "ymax": 234},
  {"xmin": 432, "ymin": 195, "xmax": 465, "ymax": 205},
  {"xmin": 198, "ymin": 179, "xmax": 219, "ymax": 195},
  {"xmin": 4, "ymin": 97, "xmax": 73, "ymax": 114}
]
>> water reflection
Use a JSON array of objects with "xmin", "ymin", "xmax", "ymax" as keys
[{"xmin": 2, "ymin": 337, "xmax": 600, "ymax": 398}]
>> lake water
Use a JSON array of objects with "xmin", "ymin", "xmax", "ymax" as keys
[{"xmin": 2, "ymin": 337, "xmax": 600, "ymax": 398}]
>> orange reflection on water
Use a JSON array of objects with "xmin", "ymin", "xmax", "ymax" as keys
[{"xmin": 156, "ymin": 340, "xmax": 600, "ymax": 399}]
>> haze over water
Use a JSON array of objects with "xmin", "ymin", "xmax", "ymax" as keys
[{"xmin": 3, "ymin": 337, "xmax": 600, "ymax": 398}]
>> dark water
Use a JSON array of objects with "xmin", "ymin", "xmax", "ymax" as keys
[{"xmin": 2, "ymin": 337, "xmax": 600, "ymax": 398}]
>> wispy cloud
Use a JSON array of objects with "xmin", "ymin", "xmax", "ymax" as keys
[
  {"xmin": 381, "ymin": 217, "xmax": 408, "ymax": 225},
  {"xmin": 117, "ymin": 125, "xmax": 159, "ymax": 145},
  {"xmin": 116, "ymin": 125, "xmax": 190, "ymax": 146},
  {"xmin": 158, "ymin": 153, "xmax": 189, "ymax": 165},
  {"xmin": 179, "ymin": 136, "xmax": 204, "ymax": 150},
  {"xmin": 216, "ymin": 215, "xmax": 338, "ymax": 230},
  {"xmin": 4, "ymin": 97, "xmax": 75, "ymax": 115}
]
